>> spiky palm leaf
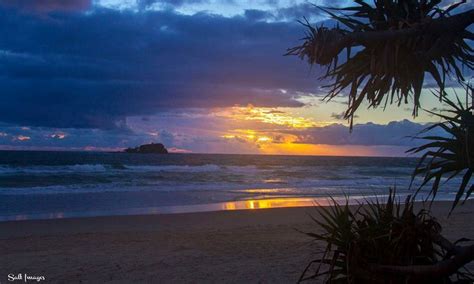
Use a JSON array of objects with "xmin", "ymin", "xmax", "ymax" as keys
[
  {"xmin": 408, "ymin": 90, "xmax": 474, "ymax": 212},
  {"xmin": 287, "ymin": 0, "xmax": 474, "ymax": 128},
  {"xmin": 299, "ymin": 189, "xmax": 473, "ymax": 283}
]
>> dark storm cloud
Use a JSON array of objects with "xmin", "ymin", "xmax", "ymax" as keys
[
  {"xmin": 274, "ymin": 3, "xmax": 324, "ymax": 21},
  {"xmin": 245, "ymin": 1, "xmax": 350, "ymax": 22},
  {"xmin": 0, "ymin": 0, "xmax": 91, "ymax": 13},
  {"xmin": 0, "ymin": 119, "xmax": 445, "ymax": 151},
  {"xmin": 291, "ymin": 120, "xmax": 445, "ymax": 146},
  {"xmin": 244, "ymin": 9, "xmax": 272, "ymax": 21},
  {"xmin": 0, "ymin": 7, "xmax": 319, "ymax": 129},
  {"xmin": 137, "ymin": 0, "xmax": 210, "ymax": 8},
  {"xmin": 0, "ymin": 123, "xmax": 179, "ymax": 150}
]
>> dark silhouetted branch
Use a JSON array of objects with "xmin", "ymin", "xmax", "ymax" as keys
[{"xmin": 371, "ymin": 244, "xmax": 474, "ymax": 278}]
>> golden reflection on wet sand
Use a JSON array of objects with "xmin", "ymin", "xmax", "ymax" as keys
[
  {"xmin": 222, "ymin": 198, "xmax": 323, "ymax": 210},
  {"xmin": 3, "ymin": 197, "xmax": 367, "ymax": 222}
]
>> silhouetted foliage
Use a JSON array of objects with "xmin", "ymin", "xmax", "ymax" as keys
[
  {"xmin": 408, "ymin": 87, "xmax": 474, "ymax": 213},
  {"xmin": 290, "ymin": 2, "xmax": 474, "ymax": 281},
  {"xmin": 287, "ymin": 0, "xmax": 474, "ymax": 128},
  {"xmin": 299, "ymin": 190, "xmax": 474, "ymax": 283}
]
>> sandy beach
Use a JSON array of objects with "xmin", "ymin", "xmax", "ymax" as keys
[{"xmin": 1, "ymin": 201, "xmax": 473, "ymax": 283}]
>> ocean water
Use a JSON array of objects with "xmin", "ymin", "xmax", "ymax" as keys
[{"xmin": 0, "ymin": 151, "xmax": 460, "ymax": 221}]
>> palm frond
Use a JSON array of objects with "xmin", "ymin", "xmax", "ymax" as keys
[
  {"xmin": 299, "ymin": 189, "xmax": 472, "ymax": 283},
  {"xmin": 408, "ymin": 90, "xmax": 474, "ymax": 213},
  {"xmin": 287, "ymin": 0, "xmax": 474, "ymax": 129}
]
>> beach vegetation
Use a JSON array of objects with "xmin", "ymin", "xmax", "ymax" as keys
[
  {"xmin": 286, "ymin": 0, "xmax": 473, "ymax": 129},
  {"xmin": 298, "ymin": 190, "xmax": 474, "ymax": 283},
  {"xmin": 289, "ymin": 0, "xmax": 474, "ymax": 281},
  {"xmin": 408, "ymin": 90, "xmax": 474, "ymax": 213}
]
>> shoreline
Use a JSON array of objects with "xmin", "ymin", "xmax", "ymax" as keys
[
  {"xmin": 2, "ymin": 200, "xmax": 473, "ymax": 282},
  {"xmin": 1, "ymin": 193, "xmax": 449, "ymax": 222},
  {"xmin": 0, "ymin": 195, "xmax": 371, "ymax": 222},
  {"xmin": 2, "ymin": 200, "xmax": 470, "ymax": 237}
]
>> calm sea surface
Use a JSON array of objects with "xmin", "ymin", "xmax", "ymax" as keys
[{"xmin": 0, "ymin": 151, "xmax": 459, "ymax": 221}]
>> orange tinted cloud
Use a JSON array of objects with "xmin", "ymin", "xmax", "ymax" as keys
[{"xmin": 214, "ymin": 105, "xmax": 326, "ymax": 129}]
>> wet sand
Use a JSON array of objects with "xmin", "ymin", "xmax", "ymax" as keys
[{"xmin": 1, "ymin": 201, "xmax": 473, "ymax": 283}]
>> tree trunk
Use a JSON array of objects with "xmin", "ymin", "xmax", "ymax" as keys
[{"xmin": 370, "ymin": 235, "xmax": 474, "ymax": 278}]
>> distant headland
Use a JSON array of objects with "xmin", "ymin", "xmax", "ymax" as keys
[{"xmin": 124, "ymin": 143, "xmax": 168, "ymax": 154}]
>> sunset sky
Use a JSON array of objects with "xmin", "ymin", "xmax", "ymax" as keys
[{"xmin": 0, "ymin": 0, "xmax": 470, "ymax": 156}]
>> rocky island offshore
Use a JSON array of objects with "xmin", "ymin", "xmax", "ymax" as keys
[{"xmin": 124, "ymin": 143, "xmax": 168, "ymax": 154}]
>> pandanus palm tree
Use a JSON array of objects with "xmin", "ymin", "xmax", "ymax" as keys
[
  {"xmin": 408, "ymin": 88, "xmax": 474, "ymax": 212},
  {"xmin": 287, "ymin": 0, "xmax": 473, "ymax": 128},
  {"xmin": 288, "ymin": 0, "xmax": 474, "ymax": 282}
]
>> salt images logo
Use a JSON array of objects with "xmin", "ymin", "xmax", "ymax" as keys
[{"xmin": 7, "ymin": 273, "xmax": 46, "ymax": 282}]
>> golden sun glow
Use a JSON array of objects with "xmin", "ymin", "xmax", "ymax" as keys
[
  {"xmin": 256, "ymin": 136, "xmax": 271, "ymax": 142},
  {"xmin": 217, "ymin": 106, "xmax": 318, "ymax": 149},
  {"xmin": 257, "ymin": 143, "xmax": 378, "ymax": 156},
  {"xmin": 221, "ymin": 129, "xmax": 294, "ymax": 145},
  {"xmin": 215, "ymin": 105, "xmax": 380, "ymax": 156},
  {"xmin": 215, "ymin": 105, "xmax": 326, "ymax": 128}
]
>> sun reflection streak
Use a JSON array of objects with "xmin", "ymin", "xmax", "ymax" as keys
[{"xmin": 221, "ymin": 197, "xmax": 334, "ymax": 210}]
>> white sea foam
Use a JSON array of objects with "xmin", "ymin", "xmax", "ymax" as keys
[
  {"xmin": 0, "ymin": 164, "xmax": 109, "ymax": 174},
  {"xmin": 124, "ymin": 164, "xmax": 223, "ymax": 172}
]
